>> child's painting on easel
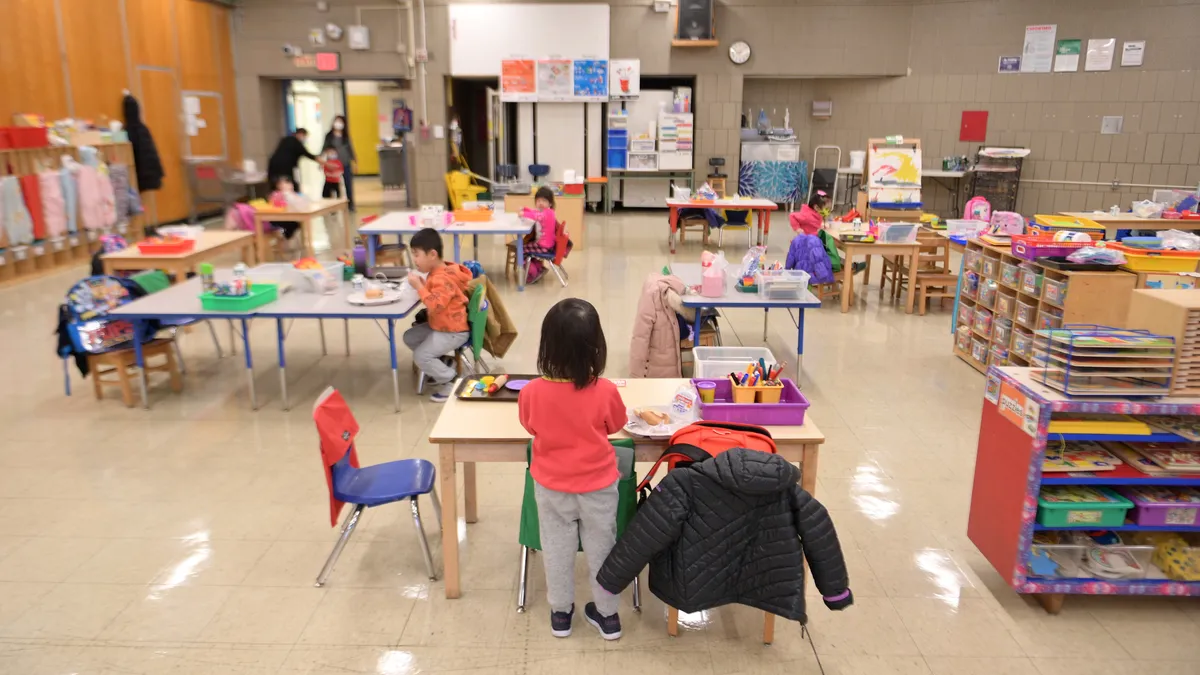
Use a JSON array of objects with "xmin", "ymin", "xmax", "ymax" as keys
[{"xmin": 867, "ymin": 139, "xmax": 922, "ymax": 206}]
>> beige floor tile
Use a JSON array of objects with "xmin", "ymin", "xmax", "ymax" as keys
[
  {"xmin": 98, "ymin": 585, "xmax": 235, "ymax": 642},
  {"xmin": 68, "ymin": 537, "xmax": 219, "ymax": 585},
  {"xmin": 0, "ymin": 581, "xmax": 56, "ymax": 626},
  {"xmin": 0, "ymin": 644, "xmax": 86, "ymax": 675},
  {"xmin": 398, "ymin": 589, "xmax": 516, "ymax": 648},
  {"xmin": 818, "ymin": 655, "xmax": 932, "ymax": 675},
  {"xmin": 0, "ymin": 582, "xmax": 141, "ymax": 640},
  {"xmin": 892, "ymin": 597, "xmax": 1024, "ymax": 658},
  {"xmin": 197, "ymin": 587, "xmax": 324, "ymax": 644},
  {"xmin": 148, "ymin": 538, "xmax": 272, "ymax": 587},
  {"xmin": 297, "ymin": 587, "xmax": 421, "ymax": 646},
  {"xmin": 1032, "ymin": 658, "xmax": 1182, "ymax": 675},
  {"xmin": 866, "ymin": 548, "xmax": 983, "ymax": 601},
  {"xmin": 925, "ymin": 657, "xmax": 1041, "ymax": 675},
  {"xmin": 0, "ymin": 536, "xmax": 108, "ymax": 582},
  {"xmin": 806, "ymin": 597, "xmax": 921, "ymax": 656},
  {"xmin": 72, "ymin": 645, "xmax": 291, "ymax": 675}
]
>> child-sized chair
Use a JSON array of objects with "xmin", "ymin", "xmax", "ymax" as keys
[
  {"xmin": 313, "ymin": 387, "xmax": 441, "ymax": 586},
  {"xmin": 523, "ymin": 220, "xmax": 570, "ymax": 287},
  {"xmin": 717, "ymin": 209, "xmax": 755, "ymax": 248},
  {"xmin": 415, "ymin": 283, "xmax": 490, "ymax": 394},
  {"xmin": 90, "ymin": 338, "xmax": 181, "ymax": 407},
  {"xmin": 516, "ymin": 439, "xmax": 641, "ymax": 613},
  {"xmin": 360, "ymin": 214, "xmax": 412, "ymax": 267}
]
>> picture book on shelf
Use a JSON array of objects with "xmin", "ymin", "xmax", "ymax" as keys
[{"xmin": 1042, "ymin": 440, "xmax": 1122, "ymax": 472}]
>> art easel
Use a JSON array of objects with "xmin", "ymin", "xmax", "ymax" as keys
[{"xmin": 863, "ymin": 137, "xmax": 923, "ymax": 224}]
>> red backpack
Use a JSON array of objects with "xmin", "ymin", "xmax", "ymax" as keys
[{"xmin": 635, "ymin": 421, "xmax": 777, "ymax": 501}]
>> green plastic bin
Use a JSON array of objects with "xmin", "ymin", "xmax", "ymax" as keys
[
  {"xmin": 1037, "ymin": 486, "xmax": 1133, "ymax": 528},
  {"xmin": 199, "ymin": 283, "xmax": 279, "ymax": 312}
]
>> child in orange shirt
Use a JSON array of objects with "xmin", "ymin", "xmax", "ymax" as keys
[
  {"xmin": 518, "ymin": 298, "xmax": 627, "ymax": 640},
  {"xmin": 403, "ymin": 228, "xmax": 472, "ymax": 402}
]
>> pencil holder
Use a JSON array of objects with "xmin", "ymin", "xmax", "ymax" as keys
[
  {"xmin": 757, "ymin": 381, "xmax": 784, "ymax": 403},
  {"xmin": 728, "ymin": 376, "xmax": 757, "ymax": 404}
]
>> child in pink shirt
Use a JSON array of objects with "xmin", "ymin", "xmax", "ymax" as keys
[{"xmin": 789, "ymin": 190, "xmax": 830, "ymax": 236}]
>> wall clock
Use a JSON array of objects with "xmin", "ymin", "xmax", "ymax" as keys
[{"xmin": 729, "ymin": 41, "xmax": 751, "ymax": 65}]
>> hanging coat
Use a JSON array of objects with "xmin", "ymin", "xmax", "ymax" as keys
[
  {"xmin": 97, "ymin": 166, "xmax": 117, "ymax": 227},
  {"xmin": 61, "ymin": 166, "xmax": 79, "ymax": 235},
  {"xmin": 629, "ymin": 273, "xmax": 687, "ymax": 378},
  {"xmin": 786, "ymin": 233, "xmax": 835, "ymax": 285},
  {"xmin": 19, "ymin": 175, "xmax": 46, "ymax": 241},
  {"xmin": 39, "ymin": 170, "xmax": 67, "ymax": 238},
  {"xmin": 77, "ymin": 165, "xmax": 109, "ymax": 231},
  {"xmin": 122, "ymin": 94, "xmax": 164, "ymax": 191},
  {"xmin": 109, "ymin": 164, "xmax": 132, "ymax": 221},
  {"xmin": 1, "ymin": 176, "xmax": 34, "ymax": 246},
  {"xmin": 312, "ymin": 388, "xmax": 362, "ymax": 526}
]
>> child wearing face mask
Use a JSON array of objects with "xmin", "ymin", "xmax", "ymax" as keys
[
  {"xmin": 321, "ymin": 149, "xmax": 344, "ymax": 200},
  {"xmin": 322, "ymin": 116, "xmax": 356, "ymax": 211}
]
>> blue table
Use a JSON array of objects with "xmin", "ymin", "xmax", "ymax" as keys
[
  {"xmin": 671, "ymin": 262, "xmax": 821, "ymax": 380},
  {"xmin": 107, "ymin": 276, "xmax": 419, "ymax": 412},
  {"xmin": 360, "ymin": 211, "xmax": 534, "ymax": 290}
]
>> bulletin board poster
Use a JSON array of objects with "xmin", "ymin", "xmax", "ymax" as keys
[
  {"xmin": 1020, "ymin": 24, "xmax": 1057, "ymax": 73},
  {"xmin": 573, "ymin": 60, "xmax": 608, "ymax": 101},
  {"xmin": 609, "ymin": 59, "xmax": 641, "ymax": 100},
  {"xmin": 537, "ymin": 59, "xmax": 573, "ymax": 101},
  {"xmin": 500, "ymin": 59, "xmax": 537, "ymax": 102}
]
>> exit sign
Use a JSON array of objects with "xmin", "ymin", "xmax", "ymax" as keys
[{"xmin": 316, "ymin": 52, "xmax": 341, "ymax": 72}]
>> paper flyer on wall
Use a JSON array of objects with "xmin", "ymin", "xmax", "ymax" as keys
[
  {"xmin": 1121, "ymin": 41, "xmax": 1146, "ymax": 67},
  {"xmin": 572, "ymin": 60, "xmax": 608, "ymax": 101},
  {"xmin": 609, "ymin": 59, "xmax": 640, "ymax": 100},
  {"xmin": 998, "ymin": 56, "xmax": 1021, "ymax": 73},
  {"xmin": 1053, "ymin": 39, "xmax": 1081, "ymax": 72},
  {"xmin": 499, "ymin": 59, "xmax": 536, "ymax": 102},
  {"xmin": 1021, "ymin": 24, "xmax": 1057, "ymax": 73},
  {"xmin": 536, "ymin": 59, "xmax": 573, "ymax": 101},
  {"xmin": 1086, "ymin": 38, "xmax": 1115, "ymax": 71}
]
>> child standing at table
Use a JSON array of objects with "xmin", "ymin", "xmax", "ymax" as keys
[
  {"xmin": 404, "ymin": 228, "xmax": 472, "ymax": 402},
  {"xmin": 321, "ymin": 149, "xmax": 345, "ymax": 200},
  {"xmin": 518, "ymin": 298, "xmax": 626, "ymax": 640}
]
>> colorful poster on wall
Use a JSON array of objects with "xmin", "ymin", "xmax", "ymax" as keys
[
  {"xmin": 609, "ymin": 59, "xmax": 640, "ymax": 100},
  {"xmin": 1020, "ymin": 24, "xmax": 1057, "ymax": 73},
  {"xmin": 536, "ymin": 59, "xmax": 573, "ymax": 101},
  {"xmin": 500, "ymin": 59, "xmax": 537, "ymax": 102},
  {"xmin": 1054, "ymin": 39, "xmax": 1081, "ymax": 72},
  {"xmin": 572, "ymin": 60, "xmax": 608, "ymax": 101},
  {"xmin": 998, "ymin": 56, "xmax": 1021, "ymax": 73}
]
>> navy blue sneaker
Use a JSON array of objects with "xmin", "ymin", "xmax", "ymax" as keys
[
  {"xmin": 550, "ymin": 604, "xmax": 574, "ymax": 638},
  {"xmin": 584, "ymin": 602, "xmax": 621, "ymax": 640},
  {"xmin": 430, "ymin": 390, "xmax": 450, "ymax": 403}
]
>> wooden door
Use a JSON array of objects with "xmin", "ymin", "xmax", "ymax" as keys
[{"xmin": 138, "ymin": 68, "xmax": 185, "ymax": 223}]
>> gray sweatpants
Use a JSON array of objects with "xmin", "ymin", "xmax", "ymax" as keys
[
  {"xmin": 403, "ymin": 323, "xmax": 468, "ymax": 390},
  {"xmin": 533, "ymin": 479, "xmax": 620, "ymax": 617}
]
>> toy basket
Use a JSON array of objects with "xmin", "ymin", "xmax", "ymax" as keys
[
  {"xmin": 199, "ymin": 283, "xmax": 279, "ymax": 312},
  {"xmin": 1011, "ymin": 234, "xmax": 1093, "ymax": 261},
  {"xmin": 693, "ymin": 377, "xmax": 810, "ymax": 425},
  {"xmin": 136, "ymin": 239, "xmax": 196, "ymax": 255},
  {"xmin": 452, "ymin": 208, "xmax": 493, "ymax": 222}
]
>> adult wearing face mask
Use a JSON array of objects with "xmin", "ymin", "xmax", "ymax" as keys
[{"xmin": 322, "ymin": 115, "xmax": 357, "ymax": 212}]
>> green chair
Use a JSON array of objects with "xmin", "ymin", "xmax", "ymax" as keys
[
  {"xmin": 416, "ymin": 283, "xmax": 489, "ymax": 394},
  {"xmin": 516, "ymin": 438, "xmax": 641, "ymax": 613}
]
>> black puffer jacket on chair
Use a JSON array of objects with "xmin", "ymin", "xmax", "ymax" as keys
[{"xmin": 597, "ymin": 448, "xmax": 852, "ymax": 624}]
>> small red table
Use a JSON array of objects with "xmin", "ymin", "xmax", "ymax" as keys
[{"xmin": 665, "ymin": 198, "xmax": 779, "ymax": 253}]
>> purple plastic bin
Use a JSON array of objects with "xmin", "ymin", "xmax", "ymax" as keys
[
  {"xmin": 691, "ymin": 377, "xmax": 810, "ymax": 426},
  {"xmin": 1119, "ymin": 486, "xmax": 1200, "ymax": 527}
]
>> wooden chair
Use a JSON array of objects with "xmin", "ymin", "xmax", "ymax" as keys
[
  {"xmin": 678, "ymin": 214, "xmax": 710, "ymax": 246},
  {"xmin": 917, "ymin": 273, "xmax": 959, "ymax": 315},
  {"xmin": 882, "ymin": 231, "xmax": 950, "ymax": 302},
  {"xmin": 88, "ymin": 338, "xmax": 182, "ymax": 407}
]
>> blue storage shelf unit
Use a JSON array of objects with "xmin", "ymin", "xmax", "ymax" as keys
[
  {"xmin": 1033, "ymin": 523, "xmax": 1200, "ymax": 533},
  {"xmin": 606, "ymin": 129, "xmax": 628, "ymax": 170}
]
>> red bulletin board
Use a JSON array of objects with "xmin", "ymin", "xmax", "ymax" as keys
[{"xmin": 960, "ymin": 110, "xmax": 989, "ymax": 142}]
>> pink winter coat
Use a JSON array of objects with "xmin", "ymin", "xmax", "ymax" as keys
[
  {"xmin": 789, "ymin": 204, "xmax": 823, "ymax": 235},
  {"xmin": 629, "ymin": 273, "xmax": 686, "ymax": 378},
  {"xmin": 39, "ymin": 171, "xmax": 67, "ymax": 238}
]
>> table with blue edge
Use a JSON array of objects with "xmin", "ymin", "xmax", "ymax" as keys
[{"xmin": 670, "ymin": 262, "xmax": 821, "ymax": 381}]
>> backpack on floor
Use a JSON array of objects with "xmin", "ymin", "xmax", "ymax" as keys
[{"xmin": 635, "ymin": 420, "xmax": 777, "ymax": 502}]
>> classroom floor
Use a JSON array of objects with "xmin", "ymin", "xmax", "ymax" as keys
[{"xmin": 0, "ymin": 186, "xmax": 1197, "ymax": 674}]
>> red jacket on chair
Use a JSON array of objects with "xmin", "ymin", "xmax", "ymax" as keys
[{"xmin": 313, "ymin": 387, "xmax": 361, "ymax": 526}]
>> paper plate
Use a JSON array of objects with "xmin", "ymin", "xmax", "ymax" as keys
[
  {"xmin": 622, "ymin": 406, "xmax": 689, "ymax": 439},
  {"xmin": 347, "ymin": 290, "xmax": 403, "ymax": 306},
  {"xmin": 505, "ymin": 379, "xmax": 531, "ymax": 391}
]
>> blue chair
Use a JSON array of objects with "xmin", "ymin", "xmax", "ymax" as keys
[
  {"xmin": 314, "ymin": 388, "xmax": 442, "ymax": 586},
  {"xmin": 528, "ymin": 164, "xmax": 550, "ymax": 182}
]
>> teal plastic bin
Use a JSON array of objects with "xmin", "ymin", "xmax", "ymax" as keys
[
  {"xmin": 1037, "ymin": 486, "xmax": 1133, "ymax": 528},
  {"xmin": 200, "ymin": 283, "xmax": 279, "ymax": 312}
]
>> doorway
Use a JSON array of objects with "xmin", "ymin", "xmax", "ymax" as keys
[
  {"xmin": 448, "ymin": 77, "xmax": 515, "ymax": 180},
  {"xmin": 285, "ymin": 80, "xmax": 345, "ymax": 197}
]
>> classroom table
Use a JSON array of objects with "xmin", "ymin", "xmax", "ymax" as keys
[
  {"xmin": 100, "ymin": 231, "xmax": 256, "ymax": 280},
  {"xmin": 670, "ymin": 262, "xmax": 820, "ymax": 379},
  {"xmin": 829, "ymin": 229, "xmax": 923, "ymax": 314},
  {"xmin": 427, "ymin": 377, "xmax": 825, "ymax": 613},
  {"xmin": 360, "ymin": 211, "xmax": 534, "ymax": 291},
  {"xmin": 605, "ymin": 169, "xmax": 696, "ymax": 215},
  {"xmin": 107, "ymin": 278, "xmax": 258, "ymax": 410},
  {"xmin": 923, "ymin": 169, "xmax": 967, "ymax": 217},
  {"xmin": 665, "ymin": 198, "xmax": 778, "ymax": 254},
  {"xmin": 257, "ymin": 283, "xmax": 419, "ymax": 413},
  {"xmin": 1056, "ymin": 211, "xmax": 1200, "ymax": 238},
  {"xmin": 251, "ymin": 198, "xmax": 351, "ymax": 262}
]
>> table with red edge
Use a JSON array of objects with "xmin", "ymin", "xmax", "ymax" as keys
[{"xmin": 665, "ymin": 198, "xmax": 778, "ymax": 254}]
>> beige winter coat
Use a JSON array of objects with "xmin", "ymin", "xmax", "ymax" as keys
[{"xmin": 629, "ymin": 273, "xmax": 687, "ymax": 378}]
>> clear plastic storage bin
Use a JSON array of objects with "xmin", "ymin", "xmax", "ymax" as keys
[
  {"xmin": 1015, "ymin": 299, "xmax": 1038, "ymax": 327},
  {"xmin": 756, "ymin": 269, "xmax": 811, "ymax": 300},
  {"xmin": 1000, "ymin": 262, "xmax": 1020, "ymax": 288},
  {"xmin": 876, "ymin": 222, "xmax": 919, "ymax": 244},
  {"xmin": 1044, "ymin": 277, "xmax": 1068, "ymax": 305},
  {"xmin": 693, "ymin": 346, "xmax": 777, "ymax": 379},
  {"xmin": 1029, "ymin": 544, "xmax": 1156, "ymax": 580}
]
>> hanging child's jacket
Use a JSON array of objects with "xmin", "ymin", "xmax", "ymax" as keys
[
  {"xmin": 39, "ymin": 170, "xmax": 67, "ymax": 238},
  {"xmin": 629, "ymin": 273, "xmax": 686, "ymax": 378},
  {"xmin": 1, "ymin": 176, "xmax": 35, "ymax": 246},
  {"xmin": 61, "ymin": 163, "xmax": 79, "ymax": 234},
  {"xmin": 786, "ymin": 233, "xmax": 835, "ymax": 284}
]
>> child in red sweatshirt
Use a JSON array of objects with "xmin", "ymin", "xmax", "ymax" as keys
[
  {"xmin": 404, "ymin": 228, "xmax": 472, "ymax": 402},
  {"xmin": 518, "ymin": 298, "xmax": 627, "ymax": 641}
]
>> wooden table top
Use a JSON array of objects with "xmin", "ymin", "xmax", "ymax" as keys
[
  {"xmin": 100, "ymin": 231, "xmax": 251, "ymax": 261},
  {"xmin": 429, "ymin": 377, "xmax": 824, "ymax": 446},
  {"xmin": 253, "ymin": 198, "xmax": 348, "ymax": 218}
]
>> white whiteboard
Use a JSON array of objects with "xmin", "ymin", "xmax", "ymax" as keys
[{"xmin": 448, "ymin": 4, "xmax": 610, "ymax": 76}]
